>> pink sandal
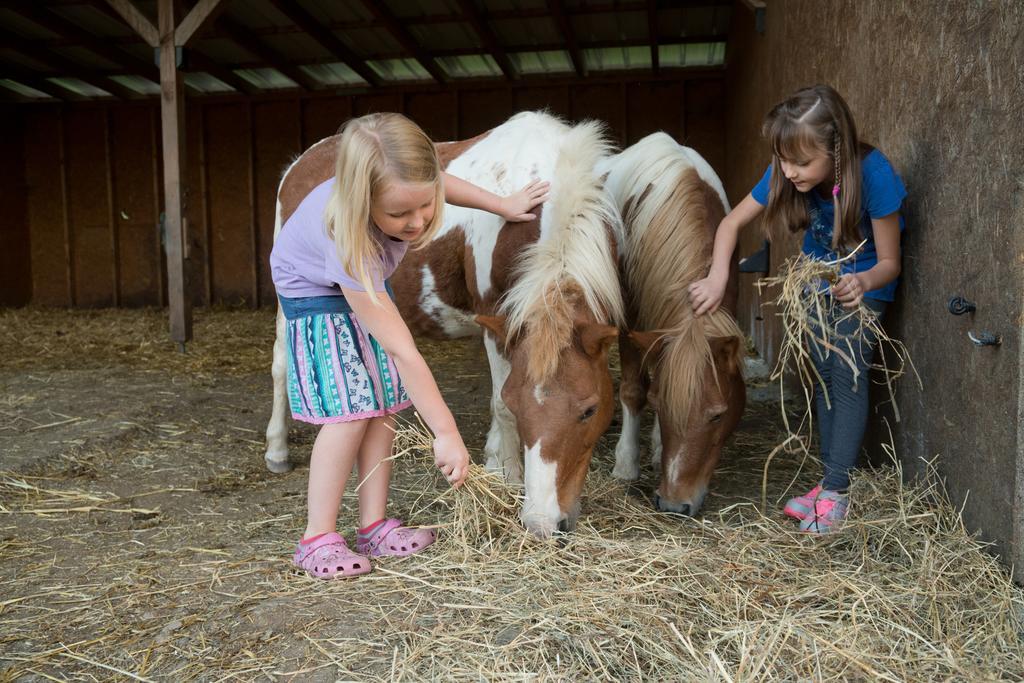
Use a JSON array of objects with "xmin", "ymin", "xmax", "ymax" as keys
[
  {"xmin": 293, "ymin": 532, "xmax": 371, "ymax": 579},
  {"xmin": 355, "ymin": 518, "xmax": 436, "ymax": 557}
]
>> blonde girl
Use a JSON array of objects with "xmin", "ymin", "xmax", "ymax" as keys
[
  {"xmin": 688, "ymin": 85, "xmax": 907, "ymax": 533},
  {"xmin": 271, "ymin": 113, "xmax": 548, "ymax": 577}
]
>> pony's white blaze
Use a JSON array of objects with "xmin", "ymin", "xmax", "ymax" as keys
[
  {"xmin": 533, "ymin": 384, "xmax": 546, "ymax": 406},
  {"xmin": 418, "ymin": 266, "xmax": 478, "ymax": 336},
  {"xmin": 520, "ymin": 439, "xmax": 562, "ymax": 536}
]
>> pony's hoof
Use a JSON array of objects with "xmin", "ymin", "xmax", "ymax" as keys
[{"xmin": 265, "ymin": 453, "xmax": 293, "ymax": 474}]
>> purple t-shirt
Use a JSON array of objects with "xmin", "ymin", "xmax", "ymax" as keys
[{"xmin": 270, "ymin": 178, "xmax": 409, "ymax": 297}]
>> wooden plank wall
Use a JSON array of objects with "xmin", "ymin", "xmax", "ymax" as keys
[
  {"xmin": 7, "ymin": 77, "xmax": 725, "ymax": 308},
  {"xmin": 0, "ymin": 105, "xmax": 30, "ymax": 306}
]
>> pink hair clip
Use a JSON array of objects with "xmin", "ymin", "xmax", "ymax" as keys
[{"xmin": 831, "ymin": 184, "xmax": 840, "ymax": 197}]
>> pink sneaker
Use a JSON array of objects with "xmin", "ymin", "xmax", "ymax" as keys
[
  {"xmin": 799, "ymin": 490, "xmax": 849, "ymax": 534},
  {"xmin": 783, "ymin": 484, "xmax": 823, "ymax": 520}
]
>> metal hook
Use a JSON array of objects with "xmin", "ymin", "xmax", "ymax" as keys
[{"xmin": 967, "ymin": 331, "xmax": 1001, "ymax": 347}]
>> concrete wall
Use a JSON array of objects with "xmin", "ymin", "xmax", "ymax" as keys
[{"xmin": 724, "ymin": 0, "xmax": 1024, "ymax": 575}]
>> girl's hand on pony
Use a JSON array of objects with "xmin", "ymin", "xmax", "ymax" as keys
[
  {"xmin": 688, "ymin": 274, "xmax": 727, "ymax": 316},
  {"xmin": 498, "ymin": 179, "xmax": 550, "ymax": 222},
  {"xmin": 832, "ymin": 273, "xmax": 867, "ymax": 309},
  {"xmin": 433, "ymin": 431, "xmax": 470, "ymax": 488}
]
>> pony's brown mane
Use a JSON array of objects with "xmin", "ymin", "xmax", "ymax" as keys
[{"xmin": 617, "ymin": 144, "xmax": 745, "ymax": 426}]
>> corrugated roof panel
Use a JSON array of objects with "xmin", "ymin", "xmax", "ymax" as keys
[
  {"xmin": 658, "ymin": 42, "xmax": 726, "ymax": 67},
  {"xmin": 229, "ymin": 0, "xmax": 293, "ymax": 30},
  {"xmin": 573, "ymin": 11, "xmax": 647, "ymax": 42},
  {"xmin": 234, "ymin": 68, "xmax": 298, "ymax": 90},
  {"xmin": 300, "ymin": 62, "xmax": 368, "ymax": 87},
  {"xmin": 48, "ymin": 3, "xmax": 137, "ymax": 38},
  {"xmin": 658, "ymin": 6, "xmax": 733, "ymax": 37},
  {"xmin": 484, "ymin": 0, "xmax": 546, "ymax": 10},
  {"xmin": 303, "ymin": 0, "xmax": 372, "ymax": 23},
  {"xmin": 261, "ymin": 32, "xmax": 333, "ymax": 62},
  {"xmin": 183, "ymin": 72, "xmax": 237, "ymax": 93},
  {"xmin": 490, "ymin": 16, "xmax": 561, "ymax": 45},
  {"xmin": 365, "ymin": 58, "xmax": 432, "ymax": 82},
  {"xmin": 50, "ymin": 46, "xmax": 127, "ymax": 72},
  {"xmin": 109, "ymin": 74, "xmax": 160, "ymax": 95},
  {"xmin": 0, "ymin": 79, "xmax": 55, "ymax": 100},
  {"xmin": 0, "ymin": 49, "xmax": 54, "ymax": 73},
  {"xmin": 338, "ymin": 27, "xmax": 401, "ymax": 56},
  {"xmin": 46, "ymin": 77, "xmax": 111, "ymax": 98},
  {"xmin": 435, "ymin": 54, "xmax": 502, "ymax": 79},
  {"xmin": 387, "ymin": 0, "xmax": 460, "ymax": 18},
  {"xmin": 583, "ymin": 46, "xmax": 651, "ymax": 71},
  {"xmin": 0, "ymin": 9, "xmax": 60, "ymax": 39},
  {"xmin": 508, "ymin": 50, "xmax": 573, "ymax": 75},
  {"xmin": 193, "ymin": 38, "xmax": 260, "ymax": 64},
  {"xmin": 409, "ymin": 22, "xmax": 478, "ymax": 52}
]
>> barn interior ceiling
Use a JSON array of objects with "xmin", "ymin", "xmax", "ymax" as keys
[{"xmin": 0, "ymin": 0, "xmax": 733, "ymax": 102}]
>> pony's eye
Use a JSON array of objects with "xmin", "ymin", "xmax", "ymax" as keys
[
  {"xmin": 580, "ymin": 406, "xmax": 597, "ymax": 422},
  {"xmin": 709, "ymin": 412, "xmax": 724, "ymax": 423}
]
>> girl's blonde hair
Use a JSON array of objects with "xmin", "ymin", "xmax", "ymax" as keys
[
  {"xmin": 324, "ymin": 112, "xmax": 444, "ymax": 303},
  {"xmin": 761, "ymin": 84, "xmax": 863, "ymax": 252}
]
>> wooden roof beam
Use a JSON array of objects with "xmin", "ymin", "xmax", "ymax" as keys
[
  {"xmin": 265, "ymin": 0, "xmax": 381, "ymax": 87},
  {"xmin": 455, "ymin": 0, "xmax": 517, "ymax": 81},
  {"xmin": 358, "ymin": 0, "xmax": 446, "ymax": 84},
  {"xmin": 104, "ymin": 0, "xmax": 158, "ymax": 47},
  {"xmin": 174, "ymin": 0, "xmax": 227, "ymax": 47},
  {"xmin": 546, "ymin": 0, "xmax": 585, "ymax": 77},
  {"xmin": 217, "ymin": 16, "xmax": 320, "ymax": 91}
]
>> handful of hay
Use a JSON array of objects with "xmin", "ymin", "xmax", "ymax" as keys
[{"xmin": 755, "ymin": 243, "xmax": 919, "ymax": 454}]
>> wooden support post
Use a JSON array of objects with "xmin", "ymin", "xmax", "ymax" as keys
[{"xmin": 159, "ymin": 0, "xmax": 191, "ymax": 344}]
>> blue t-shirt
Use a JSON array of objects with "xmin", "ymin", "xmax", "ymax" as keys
[{"xmin": 751, "ymin": 148, "xmax": 907, "ymax": 302}]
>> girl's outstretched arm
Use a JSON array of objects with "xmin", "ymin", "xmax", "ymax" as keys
[
  {"xmin": 343, "ymin": 287, "xmax": 469, "ymax": 488},
  {"xmin": 688, "ymin": 193, "xmax": 765, "ymax": 316},
  {"xmin": 443, "ymin": 172, "xmax": 550, "ymax": 222}
]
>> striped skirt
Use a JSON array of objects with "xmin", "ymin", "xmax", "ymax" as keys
[{"xmin": 284, "ymin": 311, "xmax": 412, "ymax": 424}]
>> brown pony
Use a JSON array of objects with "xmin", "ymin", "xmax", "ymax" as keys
[
  {"xmin": 598, "ymin": 133, "xmax": 746, "ymax": 515},
  {"xmin": 265, "ymin": 112, "xmax": 622, "ymax": 537}
]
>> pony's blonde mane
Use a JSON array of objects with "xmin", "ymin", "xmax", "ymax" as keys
[
  {"xmin": 609, "ymin": 133, "xmax": 744, "ymax": 426},
  {"xmin": 499, "ymin": 119, "xmax": 624, "ymax": 382}
]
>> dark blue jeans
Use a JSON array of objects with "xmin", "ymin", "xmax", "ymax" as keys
[{"xmin": 808, "ymin": 297, "xmax": 887, "ymax": 491}]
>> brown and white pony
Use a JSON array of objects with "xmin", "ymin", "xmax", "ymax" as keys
[
  {"xmin": 598, "ymin": 133, "xmax": 746, "ymax": 515},
  {"xmin": 265, "ymin": 112, "xmax": 623, "ymax": 537}
]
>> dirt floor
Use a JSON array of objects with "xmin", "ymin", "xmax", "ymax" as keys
[{"xmin": 1, "ymin": 308, "xmax": 1021, "ymax": 681}]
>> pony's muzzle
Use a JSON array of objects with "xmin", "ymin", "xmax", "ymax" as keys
[{"xmin": 654, "ymin": 493, "xmax": 694, "ymax": 516}]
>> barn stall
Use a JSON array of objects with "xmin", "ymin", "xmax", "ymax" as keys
[{"xmin": 1, "ymin": 0, "xmax": 1023, "ymax": 680}]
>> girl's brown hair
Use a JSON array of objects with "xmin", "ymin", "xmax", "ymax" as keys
[
  {"xmin": 761, "ymin": 84, "xmax": 862, "ymax": 252},
  {"xmin": 323, "ymin": 112, "xmax": 445, "ymax": 304}
]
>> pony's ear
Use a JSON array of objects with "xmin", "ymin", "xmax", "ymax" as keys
[
  {"xmin": 709, "ymin": 336, "xmax": 742, "ymax": 372},
  {"xmin": 579, "ymin": 323, "xmax": 618, "ymax": 357},
  {"xmin": 475, "ymin": 315, "xmax": 509, "ymax": 346},
  {"xmin": 627, "ymin": 330, "xmax": 664, "ymax": 354},
  {"xmin": 627, "ymin": 330, "xmax": 667, "ymax": 368}
]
